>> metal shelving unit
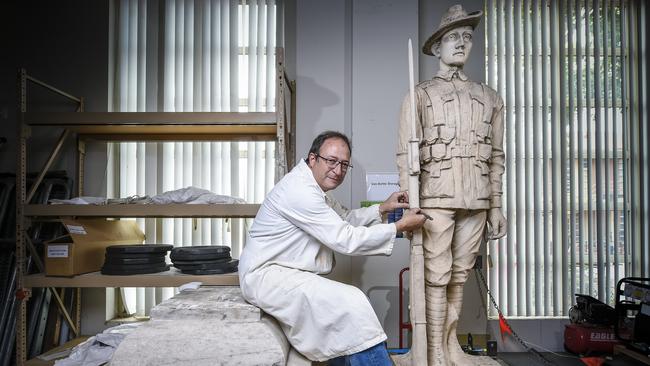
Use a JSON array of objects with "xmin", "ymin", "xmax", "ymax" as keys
[
  {"xmin": 22, "ymin": 112, "xmax": 279, "ymax": 141},
  {"xmin": 15, "ymin": 48, "xmax": 295, "ymax": 365},
  {"xmin": 23, "ymin": 269, "xmax": 239, "ymax": 288}
]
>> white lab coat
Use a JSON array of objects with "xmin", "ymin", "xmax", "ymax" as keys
[{"xmin": 239, "ymin": 160, "xmax": 397, "ymax": 361}]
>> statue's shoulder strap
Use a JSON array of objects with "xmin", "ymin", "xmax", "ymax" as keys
[
  {"xmin": 417, "ymin": 79, "xmax": 435, "ymax": 89},
  {"xmin": 469, "ymin": 81, "xmax": 502, "ymax": 106},
  {"xmin": 474, "ymin": 81, "xmax": 498, "ymax": 97},
  {"xmin": 420, "ymin": 79, "xmax": 456, "ymax": 103}
]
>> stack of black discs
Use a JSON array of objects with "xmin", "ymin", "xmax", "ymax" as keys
[
  {"xmin": 170, "ymin": 246, "xmax": 238, "ymax": 275},
  {"xmin": 102, "ymin": 244, "xmax": 173, "ymax": 275}
]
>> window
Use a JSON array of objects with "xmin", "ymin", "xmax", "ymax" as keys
[
  {"xmin": 485, "ymin": 0, "xmax": 647, "ymax": 317},
  {"xmin": 107, "ymin": 0, "xmax": 278, "ymax": 316}
]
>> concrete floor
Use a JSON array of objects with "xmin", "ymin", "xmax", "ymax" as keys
[{"xmin": 498, "ymin": 352, "xmax": 647, "ymax": 365}]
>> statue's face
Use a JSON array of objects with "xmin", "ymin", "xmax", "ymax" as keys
[{"xmin": 434, "ymin": 25, "xmax": 473, "ymax": 67}]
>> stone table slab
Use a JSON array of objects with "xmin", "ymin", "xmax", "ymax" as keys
[
  {"xmin": 109, "ymin": 286, "xmax": 311, "ymax": 366},
  {"xmin": 110, "ymin": 318, "xmax": 286, "ymax": 366},
  {"xmin": 150, "ymin": 286, "xmax": 261, "ymax": 322}
]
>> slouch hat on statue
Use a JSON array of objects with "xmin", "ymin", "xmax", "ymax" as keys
[{"xmin": 422, "ymin": 4, "xmax": 483, "ymax": 56}]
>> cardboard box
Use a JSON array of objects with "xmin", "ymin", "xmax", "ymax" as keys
[{"xmin": 45, "ymin": 219, "xmax": 145, "ymax": 276}]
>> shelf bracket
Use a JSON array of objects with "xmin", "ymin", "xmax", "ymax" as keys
[
  {"xmin": 24, "ymin": 236, "xmax": 45, "ymax": 274},
  {"xmin": 50, "ymin": 288, "xmax": 79, "ymax": 337},
  {"xmin": 26, "ymin": 128, "xmax": 71, "ymax": 204}
]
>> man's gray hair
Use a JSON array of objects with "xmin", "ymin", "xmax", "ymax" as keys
[{"xmin": 306, "ymin": 131, "xmax": 352, "ymax": 159}]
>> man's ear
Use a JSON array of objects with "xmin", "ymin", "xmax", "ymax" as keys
[{"xmin": 307, "ymin": 153, "xmax": 315, "ymax": 168}]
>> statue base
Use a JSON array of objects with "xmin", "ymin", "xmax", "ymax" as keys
[{"xmin": 390, "ymin": 351, "xmax": 504, "ymax": 366}]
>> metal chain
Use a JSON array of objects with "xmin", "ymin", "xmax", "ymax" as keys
[{"xmin": 474, "ymin": 268, "xmax": 555, "ymax": 366}]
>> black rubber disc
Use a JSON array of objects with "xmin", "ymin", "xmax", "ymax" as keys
[
  {"xmin": 101, "ymin": 264, "xmax": 170, "ymax": 275},
  {"xmin": 179, "ymin": 260, "xmax": 238, "ymax": 275},
  {"xmin": 102, "ymin": 262, "xmax": 169, "ymax": 271},
  {"xmin": 104, "ymin": 256, "xmax": 166, "ymax": 266},
  {"xmin": 174, "ymin": 260, "xmax": 235, "ymax": 271},
  {"xmin": 105, "ymin": 244, "xmax": 174, "ymax": 255},
  {"xmin": 104, "ymin": 252, "xmax": 167, "ymax": 260},
  {"xmin": 170, "ymin": 246, "xmax": 231, "ymax": 261},
  {"xmin": 171, "ymin": 257, "xmax": 231, "ymax": 266}
]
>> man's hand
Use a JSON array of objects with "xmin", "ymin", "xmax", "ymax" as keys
[
  {"xmin": 395, "ymin": 208, "xmax": 427, "ymax": 233},
  {"xmin": 487, "ymin": 208, "xmax": 507, "ymax": 239},
  {"xmin": 379, "ymin": 191, "xmax": 410, "ymax": 215}
]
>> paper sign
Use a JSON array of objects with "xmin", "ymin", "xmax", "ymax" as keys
[
  {"xmin": 66, "ymin": 225, "xmax": 87, "ymax": 235},
  {"xmin": 366, "ymin": 173, "xmax": 400, "ymax": 201},
  {"xmin": 47, "ymin": 245, "xmax": 69, "ymax": 258}
]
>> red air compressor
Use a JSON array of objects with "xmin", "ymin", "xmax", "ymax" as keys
[{"xmin": 564, "ymin": 294, "xmax": 620, "ymax": 354}]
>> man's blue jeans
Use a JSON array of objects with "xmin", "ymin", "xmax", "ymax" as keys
[{"xmin": 328, "ymin": 342, "xmax": 392, "ymax": 366}]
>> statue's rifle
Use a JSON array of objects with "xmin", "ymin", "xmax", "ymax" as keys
[{"xmin": 406, "ymin": 38, "xmax": 428, "ymax": 366}]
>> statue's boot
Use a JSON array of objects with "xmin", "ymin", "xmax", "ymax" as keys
[
  {"xmin": 427, "ymin": 286, "xmax": 449, "ymax": 366},
  {"xmin": 390, "ymin": 351, "xmax": 410, "ymax": 366},
  {"xmin": 446, "ymin": 284, "xmax": 500, "ymax": 366}
]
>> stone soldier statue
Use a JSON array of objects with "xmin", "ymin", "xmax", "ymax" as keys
[{"xmin": 396, "ymin": 5, "xmax": 507, "ymax": 366}]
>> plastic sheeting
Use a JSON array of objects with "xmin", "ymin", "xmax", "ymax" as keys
[{"xmin": 53, "ymin": 323, "xmax": 143, "ymax": 366}]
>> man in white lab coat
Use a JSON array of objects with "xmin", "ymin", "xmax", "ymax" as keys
[{"xmin": 239, "ymin": 131, "xmax": 427, "ymax": 365}]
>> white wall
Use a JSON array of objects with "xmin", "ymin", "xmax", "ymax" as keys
[
  {"xmin": 295, "ymin": 0, "xmax": 354, "ymax": 283},
  {"xmin": 348, "ymin": 0, "xmax": 418, "ymax": 349}
]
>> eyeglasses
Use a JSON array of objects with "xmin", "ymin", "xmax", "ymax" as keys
[{"xmin": 315, "ymin": 154, "xmax": 353, "ymax": 171}]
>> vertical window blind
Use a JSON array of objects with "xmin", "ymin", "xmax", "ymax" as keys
[
  {"xmin": 485, "ymin": 0, "xmax": 647, "ymax": 317},
  {"xmin": 108, "ymin": 0, "xmax": 277, "ymax": 315}
]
